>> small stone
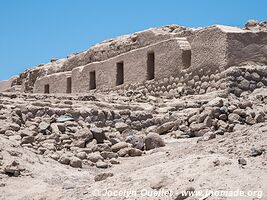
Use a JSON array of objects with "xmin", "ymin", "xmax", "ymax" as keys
[
  {"xmin": 239, "ymin": 101, "xmax": 252, "ymax": 109},
  {"xmin": 250, "ymin": 147, "xmax": 264, "ymax": 157},
  {"xmin": 150, "ymin": 176, "xmax": 172, "ymax": 190},
  {"xmin": 96, "ymin": 161, "xmax": 109, "ymax": 169},
  {"xmin": 219, "ymin": 114, "xmax": 227, "ymax": 121},
  {"xmin": 69, "ymin": 157, "xmax": 82, "ymax": 168},
  {"xmin": 117, "ymin": 147, "xmax": 131, "ymax": 157},
  {"xmin": 239, "ymin": 79, "xmax": 250, "ymax": 90},
  {"xmin": 110, "ymin": 158, "xmax": 120, "ymax": 164},
  {"xmin": 9, "ymin": 123, "xmax": 20, "ymax": 131},
  {"xmin": 100, "ymin": 151, "xmax": 118, "ymax": 159},
  {"xmin": 238, "ymin": 158, "xmax": 247, "ymax": 166},
  {"xmin": 94, "ymin": 172, "xmax": 114, "ymax": 182},
  {"xmin": 201, "ymin": 131, "xmax": 216, "ymax": 141},
  {"xmin": 128, "ymin": 148, "xmax": 142, "ymax": 157},
  {"xmin": 204, "ymin": 116, "xmax": 212, "ymax": 127},
  {"xmin": 213, "ymin": 159, "xmax": 220, "ymax": 167},
  {"xmin": 50, "ymin": 123, "xmax": 61, "ymax": 134},
  {"xmin": 4, "ymin": 161, "xmax": 22, "ymax": 177}
]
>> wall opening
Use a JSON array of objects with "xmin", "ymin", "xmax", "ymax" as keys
[
  {"xmin": 89, "ymin": 71, "xmax": 96, "ymax": 90},
  {"xmin": 66, "ymin": 77, "xmax": 72, "ymax": 93},
  {"xmin": 147, "ymin": 51, "xmax": 155, "ymax": 80},
  {"xmin": 182, "ymin": 50, "xmax": 191, "ymax": 68},
  {"xmin": 44, "ymin": 84, "xmax": 50, "ymax": 94},
  {"xmin": 116, "ymin": 62, "xmax": 124, "ymax": 85}
]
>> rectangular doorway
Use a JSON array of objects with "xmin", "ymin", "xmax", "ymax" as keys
[
  {"xmin": 116, "ymin": 62, "xmax": 124, "ymax": 85},
  {"xmin": 147, "ymin": 52, "xmax": 155, "ymax": 80},
  {"xmin": 89, "ymin": 71, "xmax": 96, "ymax": 90},
  {"xmin": 66, "ymin": 77, "xmax": 72, "ymax": 93},
  {"xmin": 44, "ymin": 84, "xmax": 50, "ymax": 94},
  {"xmin": 182, "ymin": 50, "xmax": 191, "ymax": 68}
]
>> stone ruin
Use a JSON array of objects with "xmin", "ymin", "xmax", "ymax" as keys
[
  {"xmin": 1, "ymin": 22, "xmax": 267, "ymax": 195},
  {"xmin": 1, "ymin": 21, "xmax": 266, "ymax": 99}
]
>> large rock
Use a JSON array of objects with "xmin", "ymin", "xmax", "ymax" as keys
[
  {"xmin": 69, "ymin": 157, "xmax": 82, "ymax": 168},
  {"xmin": 87, "ymin": 152, "xmax": 103, "ymax": 163},
  {"xmin": 96, "ymin": 161, "xmax": 109, "ymax": 169},
  {"xmin": 155, "ymin": 121, "xmax": 175, "ymax": 135},
  {"xmin": 38, "ymin": 122, "xmax": 50, "ymax": 134},
  {"xmin": 4, "ymin": 161, "xmax": 23, "ymax": 177},
  {"xmin": 76, "ymin": 128, "xmax": 93, "ymax": 143},
  {"xmin": 125, "ymin": 134, "xmax": 144, "ymax": 150},
  {"xmin": 228, "ymin": 113, "xmax": 241, "ymax": 123},
  {"xmin": 111, "ymin": 142, "xmax": 129, "ymax": 153},
  {"xmin": 90, "ymin": 127, "xmax": 106, "ymax": 143},
  {"xmin": 21, "ymin": 136, "xmax": 35, "ymax": 144},
  {"xmin": 100, "ymin": 151, "xmax": 118, "ymax": 159},
  {"xmin": 128, "ymin": 148, "xmax": 142, "ymax": 157},
  {"xmin": 144, "ymin": 132, "xmax": 165, "ymax": 150},
  {"xmin": 115, "ymin": 122, "xmax": 129, "ymax": 132},
  {"xmin": 59, "ymin": 154, "xmax": 70, "ymax": 165}
]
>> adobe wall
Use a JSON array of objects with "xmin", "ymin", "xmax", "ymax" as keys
[
  {"xmin": 16, "ymin": 25, "xmax": 197, "ymax": 93},
  {"xmin": 72, "ymin": 38, "xmax": 191, "ymax": 93},
  {"xmin": 33, "ymin": 72, "xmax": 71, "ymax": 93},
  {"xmin": 191, "ymin": 25, "xmax": 267, "ymax": 74}
]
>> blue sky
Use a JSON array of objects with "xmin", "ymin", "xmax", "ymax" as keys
[{"xmin": 0, "ymin": 0, "xmax": 266, "ymax": 80}]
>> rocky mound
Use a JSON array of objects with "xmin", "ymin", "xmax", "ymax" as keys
[{"xmin": 0, "ymin": 87, "xmax": 266, "ymax": 199}]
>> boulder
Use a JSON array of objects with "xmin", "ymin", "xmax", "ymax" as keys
[
  {"xmin": 100, "ymin": 151, "xmax": 118, "ymax": 159},
  {"xmin": 21, "ymin": 136, "xmax": 35, "ymax": 144},
  {"xmin": 76, "ymin": 152, "xmax": 87, "ymax": 160},
  {"xmin": 38, "ymin": 122, "xmax": 50, "ymax": 134},
  {"xmin": 228, "ymin": 113, "xmax": 241, "ymax": 123},
  {"xmin": 4, "ymin": 161, "xmax": 23, "ymax": 177},
  {"xmin": 128, "ymin": 148, "xmax": 142, "ymax": 157},
  {"xmin": 76, "ymin": 128, "xmax": 93, "ymax": 142},
  {"xmin": 59, "ymin": 154, "xmax": 70, "ymax": 165},
  {"xmin": 115, "ymin": 122, "xmax": 129, "ymax": 132},
  {"xmin": 87, "ymin": 152, "xmax": 103, "ymax": 163},
  {"xmin": 117, "ymin": 147, "xmax": 131, "ymax": 157},
  {"xmin": 90, "ymin": 127, "xmax": 106, "ymax": 143},
  {"xmin": 110, "ymin": 158, "xmax": 120, "ymax": 164},
  {"xmin": 144, "ymin": 132, "xmax": 165, "ymax": 150},
  {"xmin": 111, "ymin": 142, "xmax": 129, "ymax": 152},
  {"xmin": 94, "ymin": 172, "xmax": 114, "ymax": 182},
  {"xmin": 69, "ymin": 157, "xmax": 82, "ymax": 168},
  {"xmin": 206, "ymin": 97, "xmax": 224, "ymax": 107},
  {"xmin": 255, "ymin": 112, "xmax": 265, "ymax": 123},
  {"xmin": 155, "ymin": 121, "xmax": 175, "ymax": 135},
  {"xmin": 96, "ymin": 161, "xmax": 109, "ymax": 169},
  {"xmin": 125, "ymin": 135, "xmax": 144, "ymax": 150}
]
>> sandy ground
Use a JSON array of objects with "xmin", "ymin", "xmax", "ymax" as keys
[{"xmin": 0, "ymin": 123, "xmax": 266, "ymax": 200}]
